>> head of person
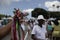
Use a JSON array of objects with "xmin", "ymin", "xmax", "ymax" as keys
[
  {"xmin": 52, "ymin": 19, "xmax": 59, "ymax": 26},
  {"xmin": 48, "ymin": 21, "xmax": 51, "ymax": 25},
  {"xmin": 37, "ymin": 15, "xmax": 45, "ymax": 25}
]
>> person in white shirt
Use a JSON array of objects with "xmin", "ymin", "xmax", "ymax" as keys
[{"xmin": 31, "ymin": 15, "xmax": 47, "ymax": 40}]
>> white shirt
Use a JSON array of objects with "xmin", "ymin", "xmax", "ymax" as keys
[
  {"xmin": 21, "ymin": 23, "xmax": 25, "ymax": 31},
  {"xmin": 31, "ymin": 25, "xmax": 47, "ymax": 39},
  {"xmin": 21, "ymin": 23, "xmax": 31, "ymax": 31}
]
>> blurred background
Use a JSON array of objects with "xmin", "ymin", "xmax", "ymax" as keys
[{"xmin": 0, "ymin": 0, "xmax": 60, "ymax": 40}]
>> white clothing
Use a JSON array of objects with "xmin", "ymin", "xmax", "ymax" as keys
[
  {"xmin": 31, "ymin": 25, "xmax": 47, "ymax": 39},
  {"xmin": 21, "ymin": 23, "xmax": 31, "ymax": 31},
  {"xmin": 21, "ymin": 23, "xmax": 25, "ymax": 31}
]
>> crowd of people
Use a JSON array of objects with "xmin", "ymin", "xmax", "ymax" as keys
[{"xmin": 0, "ymin": 8, "xmax": 60, "ymax": 40}]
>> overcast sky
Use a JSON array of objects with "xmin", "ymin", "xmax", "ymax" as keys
[{"xmin": 0, "ymin": 0, "xmax": 60, "ymax": 16}]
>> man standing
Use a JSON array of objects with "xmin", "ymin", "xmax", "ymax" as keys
[{"xmin": 31, "ymin": 15, "xmax": 47, "ymax": 40}]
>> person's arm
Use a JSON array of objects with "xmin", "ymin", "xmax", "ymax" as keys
[
  {"xmin": 0, "ymin": 21, "xmax": 12, "ymax": 38},
  {"xmin": 31, "ymin": 26, "xmax": 39, "ymax": 40},
  {"xmin": 31, "ymin": 34, "xmax": 38, "ymax": 40}
]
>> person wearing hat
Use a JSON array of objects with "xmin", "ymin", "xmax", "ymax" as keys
[{"xmin": 31, "ymin": 15, "xmax": 47, "ymax": 40}]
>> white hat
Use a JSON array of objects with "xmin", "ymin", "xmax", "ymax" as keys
[{"xmin": 37, "ymin": 15, "xmax": 45, "ymax": 20}]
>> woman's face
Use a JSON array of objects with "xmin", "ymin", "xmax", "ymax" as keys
[{"xmin": 38, "ymin": 19, "xmax": 45, "ymax": 24}]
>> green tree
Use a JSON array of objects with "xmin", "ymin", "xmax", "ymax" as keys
[
  {"xmin": 31, "ymin": 8, "xmax": 49, "ymax": 19},
  {"xmin": 0, "ymin": 14, "xmax": 11, "ymax": 20}
]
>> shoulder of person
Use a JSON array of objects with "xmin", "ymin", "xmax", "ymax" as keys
[
  {"xmin": 33, "ymin": 25, "xmax": 39, "ymax": 29},
  {"xmin": 34, "ymin": 25, "xmax": 39, "ymax": 27}
]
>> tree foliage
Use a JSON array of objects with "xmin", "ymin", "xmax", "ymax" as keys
[
  {"xmin": 31, "ymin": 8, "xmax": 60, "ymax": 19},
  {"xmin": 49, "ymin": 12, "xmax": 60, "ymax": 18},
  {"xmin": 0, "ymin": 14, "xmax": 11, "ymax": 20},
  {"xmin": 31, "ymin": 8, "xmax": 49, "ymax": 19}
]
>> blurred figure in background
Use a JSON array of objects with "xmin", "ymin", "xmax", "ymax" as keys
[
  {"xmin": 52, "ymin": 19, "xmax": 60, "ymax": 40},
  {"xmin": 47, "ymin": 21, "xmax": 53, "ymax": 40},
  {"xmin": 28, "ymin": 19, "xmax": 35, "ymax": 30},
  {"xmin": 0, "ymin": 20, "xmax": 3, "ymax": 27}
]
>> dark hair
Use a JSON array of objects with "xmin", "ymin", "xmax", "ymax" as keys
[
  {"xmin": 52, "ymin": 19, "xmax": 59, "ymax": 26},
  {"xmin": 48, "ymin": 21, "xmax": 51, "ymax": 25}
]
